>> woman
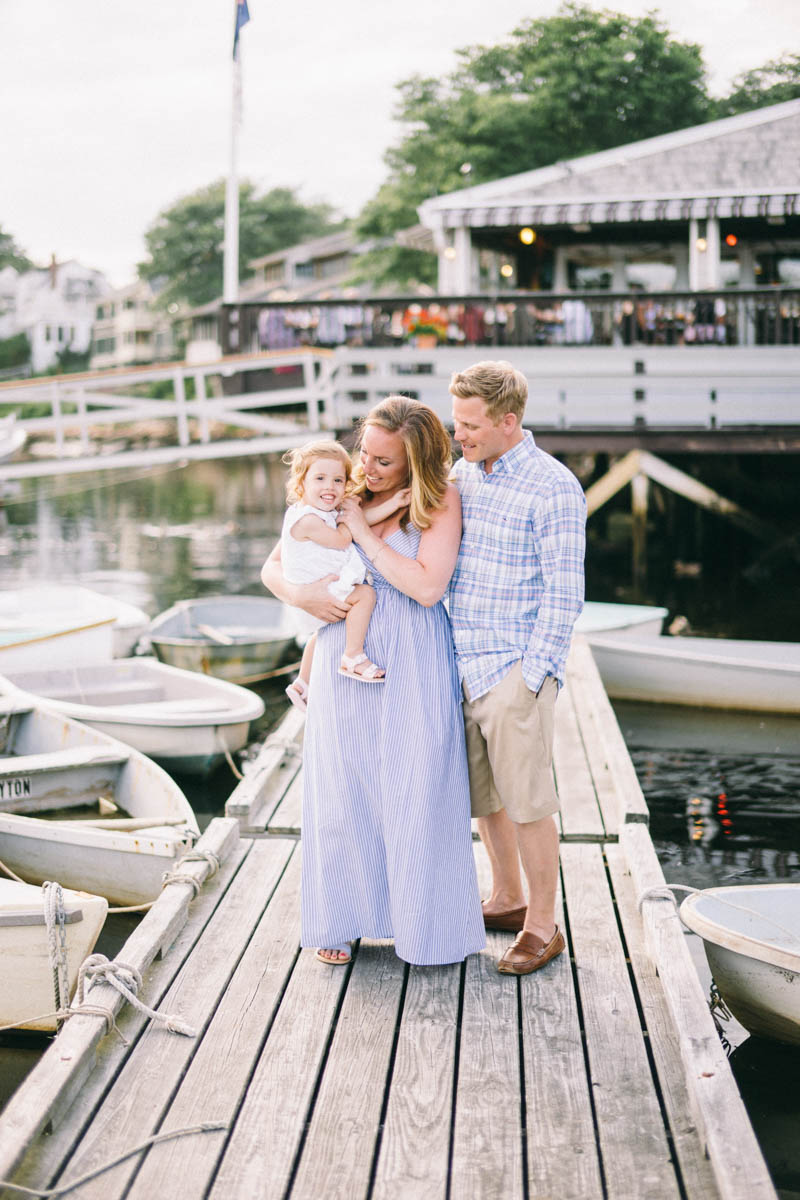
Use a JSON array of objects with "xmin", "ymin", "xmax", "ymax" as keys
[{"xmin": 261, "ymin": 396, "xmax": 484, "ymax": 966}]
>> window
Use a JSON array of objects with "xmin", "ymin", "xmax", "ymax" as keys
[
  {"xmin": 263, "ymin": 263, "xmax": 284, "ymax": 282},
  {"xmin": 294, "ymin": 262, "xmax": 313, "ymax": 279}
]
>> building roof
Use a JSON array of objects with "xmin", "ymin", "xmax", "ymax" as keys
[
  {"xmin": 247, "ymin": 228, "xmax": 355, "ymax": 271},
  {"xmin": 419, "ymin": 99, "xmax": 800, "ymax": 230}
]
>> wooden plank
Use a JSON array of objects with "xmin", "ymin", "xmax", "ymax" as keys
[
  {"xmin": 225, "ymin": 706, "xmax": 304, "ymax": 834},
  {"xmin": 450, "ymin": 844, "xmax": 524, "ymax": 1199},
  {"xmin": 2, "ymin": 837, "xmax": 253, "ymax": 1199},
  {"xmin": 605, "ymin": 843, "xmax": 721, "ymax": 1200},
  {"xmin": 568, "ymin": 636, "xmax": 650, "ymax": 825},
  {"xmin": 266, "ymin": 770, "xmax": 302, "ymax": 835},
  {"xmin": 289, "ymin": 941, "xmax": 407, "ymax": 1199},
  {"xmin": 207, "ymin": 943, "xmax": 349, "ymax": 1200},
  {"xmin": 519, "ymin": 889, "xmax": 603, "ymax": 1199},
  {"xmin": 620, "ymin": 822, "xmax": 777, "ymax": 1200},
  {"xmin": 41, "ymin": 838, "xmax": 295, "ymax": 1200},
  {"xmin": 560, "ymin": 842, "xmax": 680, "ymax": 1199},
  {"xmin": 565, "ymin": 644, "xmax": 620, "ymax": 836},
  {"xmin": 553, "ymin": 680, "xmax": 605, "ymax": 840},
  {"xmin": 0, "ymin": 817, "xmax": 240, "ymax": 1186},
  {"xmin": 371, "ymin": 962, "xmax": 461, "ymax": 1200},
  {"xmin": 129, "ymin": 846, "xmax": 308, "ymax": 1200}
]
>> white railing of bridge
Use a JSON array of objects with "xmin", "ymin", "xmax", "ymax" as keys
[{"xmin": 0, "ymin": 344, "xmax": 797, "ymax": 477}]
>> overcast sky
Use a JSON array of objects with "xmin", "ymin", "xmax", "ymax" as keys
[{"xmin": 1, "ymin": 0, "xmax": 794, "ymax": 285}]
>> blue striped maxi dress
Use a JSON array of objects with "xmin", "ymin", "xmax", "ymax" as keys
[{"xmin": 301, "ymin": 525, "xmax": 486, "ymax": 965}]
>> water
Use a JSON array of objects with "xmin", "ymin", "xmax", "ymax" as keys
[{"xmin": 1, "ymin": 453, "xmax": 799, "ymax": 1192}]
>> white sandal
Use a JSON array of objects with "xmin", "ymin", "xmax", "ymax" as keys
[
  {"xmin": 285, "ymin": 677, "xmax": 309, "ymax": 712},
  {"xmin": 339, "ymin": 652, "xmax": 385, "ymax": 683}
]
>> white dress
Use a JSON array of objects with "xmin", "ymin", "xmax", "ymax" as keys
[{"xmin": 281, "ymin": 503, "xmax": 367, "ymax": 640}]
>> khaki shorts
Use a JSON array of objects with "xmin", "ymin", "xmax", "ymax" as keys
[{"xmin": 462, "ymin": 661, "xmax": 559, "ymax": 824}]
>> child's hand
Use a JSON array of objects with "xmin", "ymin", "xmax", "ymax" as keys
[{"xmin": 392, "ymin": 487, "xmax": 411, "ymax": 510}]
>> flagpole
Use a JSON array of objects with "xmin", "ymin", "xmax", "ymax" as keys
[{"xmin": 223, "ymin": 30, "xmax": 241, "ymax": 305}]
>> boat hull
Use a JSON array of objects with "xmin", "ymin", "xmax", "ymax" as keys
[
  {"xmin": 704, "ymin": 942, "xmax": 800, "ymax": 1045},
  {"xmin": 0, "ymin": 880, "xmax": 108, "ymax": 1033},
  {"xmin": 146, "ymin": 595, "xmax": 298, "ymax": 684},
  {"xmin": 0, "ymin": 702, "xmax": 199, "ymax": 906},
  {"xmin": 680, "ymin": 884, "xmax": 800, "ymax": 1046},
  {"xmin": 1, "ymin": 658, "xmax": 264, "ymax": 777},
  {"xmin": 587, "ymin": 635, "xmax": 800, "ymax": 714}
]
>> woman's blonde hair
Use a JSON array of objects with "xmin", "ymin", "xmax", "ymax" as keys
[
  {"xmin": 282, "ymin": 439, "xmax": 354, "ymax": 505},
  {"xmin": 352, "ymin": 396, "xmax": 452, "ymax": 531}
]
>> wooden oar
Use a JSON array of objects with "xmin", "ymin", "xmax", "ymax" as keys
[
  {"xmin": 195, "ymin": 623, "xmax": 235, "ymax": 645},
  {"xmin": 4, "ymin": 812, "xmax": 189, "ymax": 831}
]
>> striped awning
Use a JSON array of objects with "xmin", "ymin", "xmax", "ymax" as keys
[{"xmin": 440, "ymin": 193, "xmax": 800, "ymax": 229}]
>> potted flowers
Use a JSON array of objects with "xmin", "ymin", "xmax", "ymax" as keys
[{"xmin": 402, "ymin": 304, "xmax": 448, "ymax": 348}]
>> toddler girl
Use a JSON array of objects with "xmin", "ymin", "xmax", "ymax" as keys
[{"xmin": 278, "ymin": 440, "xmax": 407, "ymax": 712}]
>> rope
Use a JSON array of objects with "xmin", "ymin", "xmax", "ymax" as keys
[
  {"xmin": 0, "ymin": 853, "xmax": 31, "ymax": 885},
  {"xmin": 221, "ymin": 739, "xmax": 244, "ymax": 781},
  {"xmin": 73, "ymin": 954, "xmax": 196, "ymax": 1037},
  {"xmin": 42, "ymin": 882, "xmax": 70, "ymax": 1021},
  {"xmin": 0, "ymin": 1122, "xmax": 226, "ymax": 1197}
]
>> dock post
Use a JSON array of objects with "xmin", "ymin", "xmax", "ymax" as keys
[
  {"xmin": 173, "ymin": 370, "xmax": 191, "ymax": 447},
  {"xmin": 194, "ymin": 371, "xmax": 211, "ymax": 443},
  {"xmin": 631, "ymin": 471, "xmax": 649, "ymax": 597}
]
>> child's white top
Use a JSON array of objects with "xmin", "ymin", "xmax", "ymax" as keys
[{"xmin": 281, "ymin": 503, "xmax": 367, "ymax": 640}]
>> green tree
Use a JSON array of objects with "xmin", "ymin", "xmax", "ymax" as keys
[
  {"xmin": 0, "ymin": 333, "xmax": 30, "ymax": 369},
  {"xmin": 0, "ymin": 225, "xmax": 32, "ymax": 272},
  {"xmin": 716, "ymin": 54, "xmax": 800, "ymax": 117},
  {"xmin": 139, "ymin": 181, "xmax": 345, "ymax": 308},
  {"xmin": 355, "ymin": 3, "xmax": 711, "ymax": 286}
]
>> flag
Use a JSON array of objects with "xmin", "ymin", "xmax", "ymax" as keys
[{"xmin": 233, "ymin": 0, "xmax": 250, "ymax": 60}]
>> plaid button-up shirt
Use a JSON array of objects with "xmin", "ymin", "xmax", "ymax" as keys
[{"xmin": 449, "ymin": 431, "xmax": 586, "ymax": 700}]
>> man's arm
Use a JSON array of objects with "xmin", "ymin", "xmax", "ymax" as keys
[
  {"xmin": 522, "ymin": 479, "xmax": 586, "ymax": 691},
  {"xmin": 261, "ymin": 540, "xmax": 351, "ymax": 623}
]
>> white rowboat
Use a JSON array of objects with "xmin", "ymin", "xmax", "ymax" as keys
[
  {"xmin": 0, "ymin": 658, "xmax": 265, "ymax": 776},
  {"xmin": 0, "ymin": 879, "xmax": 108, "ymax": 1033},
  {"xmin": 146, "ymin": 595, "xmax": 298, "ymax": 684},
  {"xmin": 587, "ymin": 634, "xmax": 800, "ymax": 714},
  {"xmin": 0, "ymin": 700, "xmax": 199, "ymax": 906},
  {"xmin": 576, "ymin": 601, "xmax": 668, "ymax": 638},
  {"xmin": 680, "ymin": 884, "xmax": 800, "ymax": 1046}
]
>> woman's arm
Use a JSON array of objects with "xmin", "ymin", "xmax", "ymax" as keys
[
  {"xmin": 261, "ymin": 540, "xmax": 352, "ymax": 622},
  {"xmin": 338, "ymin": 484, "xmax": 462, "ymax": 607},
  {"xmin": 291, "ymin": 513, "xmax": 353, "ymax": 550}
]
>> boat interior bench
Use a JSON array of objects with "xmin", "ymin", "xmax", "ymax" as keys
[
  {"xmin": 0, "ymin": 746, "xmax": 130, "ymax": 776},
  {"xmin": 36, "ymin": 682, "xmax": 166, "ymax": 707}
]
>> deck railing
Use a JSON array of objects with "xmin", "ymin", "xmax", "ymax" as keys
[{"xmin": 222, "ymin": 287, "xmax": 800, "ymax": 355}]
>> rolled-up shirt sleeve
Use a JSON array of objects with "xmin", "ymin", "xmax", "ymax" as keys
[{"xmin": 522, "ymin": 479, "xmax": 586, "ymax": 692}]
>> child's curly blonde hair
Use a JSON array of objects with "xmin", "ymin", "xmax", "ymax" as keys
[{"xmin": 282, "ymin": 439, "xmax": 355, "ymax": 505}]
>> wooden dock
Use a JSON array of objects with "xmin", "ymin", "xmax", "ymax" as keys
[{"xmin": 0, "ymin": 639, "xmax": 777, "ymax": 1199}]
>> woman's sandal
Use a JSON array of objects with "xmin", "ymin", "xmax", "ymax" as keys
[
  {"xmin": 316, "ymin": 944, "xmax": 352, "ymax": 965},
  {"xmin": 339, "ymin": 652, "xmax": 385, "ymax": 683},
  {"xmin": 285, "ymin": 677, "xmax": 309, "ymax": 712}
]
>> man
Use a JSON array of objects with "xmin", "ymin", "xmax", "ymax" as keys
[{"xmin": 449, "ymin": 360, "xmax": 586, "ymax": 975}]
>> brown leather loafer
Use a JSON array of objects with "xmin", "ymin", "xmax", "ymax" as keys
[
  {"xmin": 496, "ymin": 926, "xmax": 565, "ymax": 975},
  {"xmin": 482, "ymin": 903, "xmax": 527, "ymax": 932}
]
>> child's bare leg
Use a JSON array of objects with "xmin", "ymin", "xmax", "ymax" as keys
[
  {"xmin": 298, "ymin": 633, "xmax": 315, "ymax": 685},
  {"xmin": 341, "ymin": 585, "xmax": 384, "ymax": 679},
  {"xmin": 286, "ymin": 632, "xmax": 315, "ymax": 711}
]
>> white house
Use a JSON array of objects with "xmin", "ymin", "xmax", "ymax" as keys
[
  {"xmin": 12, "ymin": 258, "xmax": 111, "ymax": 373},
  {"xmin": 90, "ymin": 279, "xmax": 175, "ymax": 370}
]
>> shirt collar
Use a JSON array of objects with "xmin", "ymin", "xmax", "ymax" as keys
[{"xmin": 482, "ymin": 430, "xmax": 536, "ymax": 476}]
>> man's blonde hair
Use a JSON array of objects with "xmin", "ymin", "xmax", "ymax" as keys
[
  {"xmin": 282, "ymin": 439, "xmax": 353, "ymax": 504},
  {"xmin": 352, "ymin": 395, "xmax": 451, "ymax": 531},
  {"xmin": 449, "ymin": 360, "xmax": 528, "ymax": 423}
]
